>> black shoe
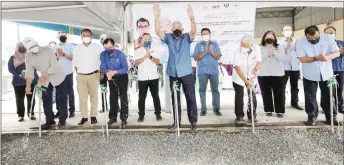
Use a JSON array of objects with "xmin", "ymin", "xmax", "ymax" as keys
[
  {"xmin": 200, "ymin": 111, "xmax": 207, "ymax": 116},
  {"xmin": 247, "ymin": 118, "xmax": 259, "ymax": 123},
  {"xmin": 54, "ymin": 112, "xmax": 60, "ymax": 119},
  {"xmin": 214, "ymin": 110, "xmax": 222, "ymax": 116},
  {"xmin": 156, "ymin": 115, "xmax": 162, "ymax": 121},
  {"xmin": 69, "ymin": 112, "xmax": 75, "ymax": 118},
  {"xmin": 168, "ymin": 123, "xmax": 181, "ymax": 129},
  {"xmin": 91, "ymin": 117, "xmax": 97, "ymax": 124},
  {"xmin": 191, "ymin": 122, "xmax": 196, "ymax": 130},
  {"xmin": 234, "ymin": 117, "xmax": 244, "ymax": 124},
  {"xmin": 78, "ymin": 118, "xmax": 88, "ymax": 125},
  {"xmin": 30, "ymin": 115, "xmax": 36, "ymax": 120},
  {"xmin": 108, "ymin": 118, "xmax": 117, "ymax": 126},
  {"xmin": 121, "ymin": 120, "xmax": 127, "ymax": 128},
  {"xmin": 325, "ymin": 118, "xmax": 341, "ymax": 126},
  {"xmin": 292, "ymin": 104, "xmax": 303, "ymax": 110},
  {"xmin": 57, "ymin": 122, "xmax": 66, "ymax": 129},
  {"xmin": 99, "ymin": 109, "xmax": 105, "ymax": 113},
  {"xmin": 41, "ymin": 121, "xmax": 56, "ymax": 130},
  {"xmin": 18, "ymin": 117, "xmax": 24, "ymax": 122},
  {"xmin": 266, "ymin": 112, "xmax": 273, "ymax": 117},
  {"xmin": 138, "ymin": 116, "xmax": 144, "ymax": 123},
  {"xmin": 305, "ymin": 118, "xmax": 316, "ymax": 126},
  {"xmin": 277, "ymin": 113, "xmax": 284, "ymax": 118}
]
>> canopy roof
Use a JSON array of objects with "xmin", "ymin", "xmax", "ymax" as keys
[{"xmin": 2, "ymin": 1, "xmax": 343, "ymax": 44}]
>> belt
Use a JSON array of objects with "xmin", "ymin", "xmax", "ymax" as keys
[{"xmin": 79, "ymin": 70, "xmax": 99, "ymax": 75}]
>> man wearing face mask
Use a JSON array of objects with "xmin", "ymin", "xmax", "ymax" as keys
[
  {"xmin": 22, "ymin": 37, "xmax": 67, "ymax": 129},
  {"xmin": 73, "ymin": 29, "xmax": 103, "ymax": 125},
  {"xmin": 154, "ymin": 3, "xmax": 198, "ymax": 130},
  {"xmin": 54, "ymin": 31, "xmax": 75, "ymax": 119},
  {"xmin": 134, "ymin": 33, "xmax": 162, "ymax": 122},
  {"xmin": 194, "ymin": 28, "xmax": 222, "ymax": 116},
  {"xmin": 279, "ymin": 25, "xmax": 303, "ymax": 110},
  {"xmin": 324, "ymin": 26, "xmax": 344, "ymax": 114},
  {"xmin": 296, "ymin": 25, "xmax": 340, "ymax": 126}
]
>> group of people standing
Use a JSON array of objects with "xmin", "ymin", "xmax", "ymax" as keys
[{"xmin": 8, "ymin": 4, "xmax": 343, "ymax": 130}]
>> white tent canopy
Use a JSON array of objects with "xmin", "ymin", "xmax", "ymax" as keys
[{"xmin": 2, "ymin": 1, "xmax": 343, "ymax": 45}]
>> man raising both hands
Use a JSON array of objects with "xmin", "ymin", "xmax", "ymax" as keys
[{"xmin": 153, "ymin": 3, "xmax": 198, "ymax": 130}]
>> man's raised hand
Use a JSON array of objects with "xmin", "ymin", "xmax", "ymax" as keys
[{"xmin": 153, "ymin": 4, "xmax": 161, "ymax": 18}]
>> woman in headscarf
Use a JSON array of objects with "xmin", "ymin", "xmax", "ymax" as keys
[{"xmin": 8, "ymin": 42, "xmax": 38, "ymax": 122}]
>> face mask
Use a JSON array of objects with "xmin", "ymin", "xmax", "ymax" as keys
[
  {"xmin": 284, "ymin": 31, "xmax": 292, "ymax": 38},
  {"xmin": 18, "ymin": 47, "xmax": 27, "ymax": 53},
  {"xmin": 104, "ymin": 49, "xmax": 114, "ymax": 55},
  {"xmin": 30, "ymin": 46, "xmax": 39, "ymax": 54},
  {"xmin": 240, "ymin": 47, "xmax": 250, "ymax": 53},
  {"xmin": 202, "ymin": 35, "xmax": 210, "ymax": 42},
  {"xmin": 143, "ymin": 41, "xmax": 152, "ymax": 48},
  {"xmin": 59, "ymin": 36, "xmax": 67, "ymax": 43},
  {"xmin": 265, "ymin": 38, "xmax": 274, "ymax": 44},
  {"xmin": 329, "ymin": 34, "xmax": 335, "ymax": 40},
  {"xmin": 173, "ymin": 29, "xmax": 182, "ymax": 38},
  {"xmin": 82, "ymin": 37, "xmax": 92, "ymax": 44},
  {"xmin": 308, "ymin": 37, "xmax": 320, "ymax": 45}
]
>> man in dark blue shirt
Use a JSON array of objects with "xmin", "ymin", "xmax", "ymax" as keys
[
  {"xmin": 154, "ymin": 4, "xmax": 198, "ymax": 130},
  {"xmin": 100, "ymin": 38, "xmax": 129, "ymax": 127}
]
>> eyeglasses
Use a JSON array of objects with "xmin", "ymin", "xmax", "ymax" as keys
[{"xmin": 138, "ymin": 25, "xmax": 149, "ymax": 29}]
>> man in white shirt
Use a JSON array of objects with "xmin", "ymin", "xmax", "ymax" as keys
[
  {"xmin": 232, "ymin": 35, "xmax": 262, "ymax": 123},
  {"xmin": 73, "ymin": 29, "xmax": 103, "ymax": 125},
  {"xmin": 54, "ymin": 31, "xmax": 76, "ymax": 118},
  {"xmin": 134, "ymin": 33, "xmax": 162, "ymax": 122},
  {"xmin": 279, "ymin": 25, "xmax": 303, "ymax": 110}
]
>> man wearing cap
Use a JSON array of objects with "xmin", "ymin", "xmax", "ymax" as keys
[
  {"xmin": 23, "ymin": 37, "xmax": 67, "ymax": 129},
  {"xmin": 54, "ymin": 31, "xmax": 76, "ymax": 118}
]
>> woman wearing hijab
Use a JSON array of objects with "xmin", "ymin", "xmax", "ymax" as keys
[
  {"xmin": 258, "ymin": 31, "xmax": 286, "ymax": 118},
  {"xmin": 8, "ymin": 42, "xmax": 38, "ymax": 122}
]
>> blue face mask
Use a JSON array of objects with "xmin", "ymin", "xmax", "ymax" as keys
[
  {"xmin": 105, "ymin": 49, "xmax": 114, "ymax": 55},
  {"xmin": 308, "ymin": 37, "xmax": 320, "ymax": 45},
  {"xmin": 143, "ymin": 41, "xmax": 152, "ymax": 48}
]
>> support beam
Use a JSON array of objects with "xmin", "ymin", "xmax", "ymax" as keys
[
  {"xmin": 2, "ymin": 5, "xmax": 87, "ymax": 13},
  {"xmin": 84, "ymin": 7, "xmax": 122, "ymax": 33}
]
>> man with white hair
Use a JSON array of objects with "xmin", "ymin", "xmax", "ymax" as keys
[
  {"xmin": 23, "ymin": 37, "xmax": 67, "ymax": 129},
  {"xmin": 154, "ymin": 3, "xmax": 198, "ymax": 130},
  {"xmin": 232, "ymin": 34, "xmax": 262, "ymax": 123}
]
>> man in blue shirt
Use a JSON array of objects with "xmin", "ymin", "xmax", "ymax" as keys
[
  {"xmin": 194, "ymin": 28, "xmax": 222, "ymax": 116},
  {"xmin": 296, "ymin": 25, "xmax": 340, "ymax": 126},
  {"xmin": 324, "ymin": 26, "xmax": 344, "ymax": 114},
  {"xmin": 100, "ymin": 38, "xmax": 129, "ymax": 127},
  {"xmin": 279, "ymin": 25, "xmax": 303, "ymax": 110},
  {"xmin": 154, "ymin": 4, "xmax": 197, "ymax": 130}
]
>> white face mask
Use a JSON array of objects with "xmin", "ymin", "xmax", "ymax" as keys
[
  {"xmin": 30, "ymin": 46, "xmax": 39, "ymax": 54},
  {"xmin": 240, "ymin": 47, "xmax": 250, "ymax": 53},
  {"xmin": 82, "ymin": 37, "xmax": 92, "ymax": 44},
  {"xmin": 202, "ymin": 35, "xmax": 210, "ymax": 42},
  {"xmin": 283, "ymin": 31, "xmax": 292, "ymax": 38},
  {"xmin": 329, "ymin": 34, "xmax": 335, "ymax": 40}
]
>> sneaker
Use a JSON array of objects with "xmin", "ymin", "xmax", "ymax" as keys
[
  {"xmin": 214, "ymin": 110, "xmax": 222, "ymax": 116},
  {"xmin": 200, "ymin": 111, "xmax": 207, "ymax": 116},
  {"xmin": 138, "ymin": 116, "xmax": 144, "ymax": 123}
]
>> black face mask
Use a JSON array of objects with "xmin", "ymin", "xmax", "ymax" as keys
[
  {"xmin": 265, "ymin": 38, "xmax": 274, "ymax": 44},
  {"xmin": 59, "ymin": 36, "xmax": 67, "ymax": 43},
  {"xmin": 173, "ymin": 29, "xmax": 182, "ymax": 38},
  {"xmin": 308, "ymin": 37, "xmax": 320, "ymax": 45},
  {"xmin": 18, "ymin": 47, "xmax": 26, "ymax": 53}
]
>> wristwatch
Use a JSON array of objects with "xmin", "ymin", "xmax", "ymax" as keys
[
  {"xmin": 149, "ymin": 56, "xmax": 153, "ymax": 59},
  {"xmin": 190, "ymin": 16, "xmax": 195, "ymax": 20},
  {"xmin": 62, "ymin": 53, "xmax": 65, "ymax": 57},
  {"xmin": 313, "ymin": 57, "xmax": 317, "ymax": 61}
]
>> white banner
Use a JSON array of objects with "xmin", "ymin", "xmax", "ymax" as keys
[{"xmin": 132, "ymin": 2, "xmax": 256, "ymax": 63}]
